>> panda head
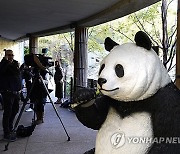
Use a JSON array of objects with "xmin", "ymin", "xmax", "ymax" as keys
[{"xmin": 98, "ymin": 31, "xmax": 171, "ymax": 102}]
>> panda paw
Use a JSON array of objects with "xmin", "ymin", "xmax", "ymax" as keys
[{"xmin": 72, "ymin": 88, "xmax": 96, "ymax": 107}]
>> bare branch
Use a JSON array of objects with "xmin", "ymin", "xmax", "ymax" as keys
[
  {"xmin": 166, "ymin": 39, "xmax": 177, "ymax": 65},
  {"xmin": 63, "ymin": 34, "xmax": 74, "ymax": 51},
  {"xmin": 168, "ymin": 27, "xmax": 177, "ymax": 46},
  {"xmin": 167, "ymin": 43, "xmax": 176, "ymax": 72},
  {"xmin": 129, "ymin": 14, "xmax": 142, "ymax": 31},
  {"xmin": 133, "ymin": 13, "xmax": 161, "ymax": 47},
  {"xmin": 109, "ymin": 25, "xmax": 134, "ymax": 42},
  {"xmin": 150, "ymin": 20, "xmax": 162, "ymax": 47},
  {"xmin": 167, "ymin": 0, "xmax": 174, "ymax": 8}
]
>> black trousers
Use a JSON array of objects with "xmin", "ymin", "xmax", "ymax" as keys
[
  {"xmin": 34, "ymin": 97, "xmax": 46, "ymax": 112},
  {"xmin": 30, "ymin": 79, "xmax": 47, "ymax": 113},
  {"xmin": 55, "ymin": 82, "xmax": 63, "ymax": 99},
  {"xmin": 1, "ymin": 92, "xmax": 20, "ymax": 135}
]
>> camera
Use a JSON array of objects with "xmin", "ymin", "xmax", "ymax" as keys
[{"xmin": 24, "ymin": 48, "xmax": 54, "ymax": 69}]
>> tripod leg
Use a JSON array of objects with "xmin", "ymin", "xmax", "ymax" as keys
[
  {"xmin": 49, "ymin": 95, "xmax": 70, "ymax": 141},
  {"xmin": 40, "ymin": 76, "xmax": 70, "ymax": 141},
  {"xmin": 4, "ymin": 97, "xmax": 28, "ymax": 151},
  {"xmin": 13, "ymin": 76, "xmax": 38, "ymax": 130},
  {"xmin": 32, "ymin": 103, "xmax": 36, "ymax": 124},
  {"xmin": 4, "ymin": 77, "xmax": 38, "ymax": 151}
]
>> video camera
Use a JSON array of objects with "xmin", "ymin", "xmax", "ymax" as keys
[{"xmin": 24, "ymin": 48, "xmax": 54, "ymax": 68}]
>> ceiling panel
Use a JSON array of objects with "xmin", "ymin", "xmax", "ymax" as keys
[{"xmin": 0, "ymin": 0, "xmax": 160, "ymax": 40}]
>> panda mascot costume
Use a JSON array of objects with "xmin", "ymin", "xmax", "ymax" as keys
[{"xmin": 73, "ymin": 31, "xmax": 180, "ymax": 154}]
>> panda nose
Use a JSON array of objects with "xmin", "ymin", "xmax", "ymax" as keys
[{"xmin": 98, "ymin": 78, "xmax": 107, "ymax": 87}]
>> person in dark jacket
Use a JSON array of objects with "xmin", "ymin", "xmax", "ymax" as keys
[
  {"xmin": 0, "ymin": 49, "xmax": 22, "ymax": 141},
  {"xmin": 54, "ymin": 61, "xmax": 63, "ymax": 104},
  {"xmin": 30, "ymin": 68, "xmax": 48, "ymax": 125}
]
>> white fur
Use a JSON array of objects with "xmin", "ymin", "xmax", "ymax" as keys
[
  {"xmin": 98, "ymin": 43, "xmax": 171, "ymax": 101},
  {"xmin": 95, "ymin": 107, "xmax": 153, "ymax": 154}
]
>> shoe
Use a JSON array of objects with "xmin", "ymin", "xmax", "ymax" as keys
[
  {"xmin": 25, "ymin": 108, "xmax": 33, "ymax": 112},
  {"xmin": 54, "ymin": 101, "xmax": 61, "ymax": 104},
  {"xmin": 3, "ymin": 134, "xmax": 17, "ymax": 142},
  {"xmin": 34, "ymin": 119, "xmax": 44, "ymax": 125},
  {"xmin": 54, "ymin": 99, "xmax": 62, "ymax": 104}
]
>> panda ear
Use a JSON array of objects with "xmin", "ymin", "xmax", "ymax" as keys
[
  {"xmin": 104, "ymin": 37, "xmax": 119, "ymax": 52},
  {"xmin": 152, "ymin": 46, "xmax": 159, "ymax": 55},
  {"xmin": 135, "ymin": 31, "xmax": 152, "ymax": 50}
]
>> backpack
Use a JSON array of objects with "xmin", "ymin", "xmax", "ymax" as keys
[{"xmin": 16, "ymin": 124, "xmax": 36, "ymax": 137}]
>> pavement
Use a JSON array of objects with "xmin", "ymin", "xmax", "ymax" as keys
[{"xmin": 0, "ymin": 92, "xmax": 97, "ymax": 154}]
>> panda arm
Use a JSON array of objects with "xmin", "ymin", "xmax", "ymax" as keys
[
  {"xmin": 148, "ymin": 143, "xmax": 180, "ymax": 154},
  {"xmin": 75, "ymin": 96, "xmax": 110, "ymax": 130},
  {"xmin": 148, "ymin": 83, "xmax": 180, "ymax": 153}
]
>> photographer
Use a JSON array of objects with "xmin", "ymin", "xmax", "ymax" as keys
[
  {"xmin": 0, "ymin": 49, "xmax": 22, "ymax": 141},
  {"xmin": 24, "ymin": 51, "xmax": 53, "ymax": 125},
  {"xmin": 30, "ymin": 70, "xmax": 47, "ymax": 125}
]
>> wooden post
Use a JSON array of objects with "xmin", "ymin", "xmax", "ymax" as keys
[
  {"xmin": 29, "ymin": 36, "xmax": 38, "ymax": 54},
  {"xmin": 74, "ymin": 27, "xmax": 88, "ymax": 92},
  {"xmin": 176, "ymin": 0, "xmax": 180, "ymax": 88}
]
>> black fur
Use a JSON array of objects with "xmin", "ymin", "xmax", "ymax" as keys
[
  {"xmin": 75, "ymin": 82, "xmax": 180, "ymax": 153},
  {"xmin": 104, "ymin": 37, "xmax": 119, "ymax": 51},
  {"xmin": 84, "ymin": 148, "xmax": 95, "ymax": 154},
  {"xmin": 152, "ymin": 46, "xmax": 159, "ymax": 55},
  {"xmin": 135, "ymin": 31, "xmax": 152, "ymax": 50},
  {"xmin": 105, "ymin": 31, "xmax": 152, "ymax": 52}
]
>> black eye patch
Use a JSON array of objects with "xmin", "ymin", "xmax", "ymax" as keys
[
  {"xmin": 115, "ymin": 64, "xmax": 124, "ymax": 78},
  {"xmin": 99, "ymin": 64, "xmax": 105, "ymax": 75}
]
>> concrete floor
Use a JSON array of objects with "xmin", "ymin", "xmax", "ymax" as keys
[{"xmin": 0, "ymin": 93, "xmax": 97, "ymax": 154}]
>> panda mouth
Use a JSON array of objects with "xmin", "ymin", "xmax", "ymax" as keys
[{"xmin": 100, "ymin": 87, "xmax": 119, "ymax": 92}]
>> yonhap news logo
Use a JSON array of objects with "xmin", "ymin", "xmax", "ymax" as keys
[
  {"xmin": 110, "ymin": 132, "xmax": 126, "ymax": 148},
  {"xmin": 110, "ymin": 132, "xmax": 180, "ymax": 149}
]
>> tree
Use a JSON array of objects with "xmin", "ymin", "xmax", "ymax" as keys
[
  {"xmin": 129, "ymin": 0, "xmax": 177, "ymax": 72},
  {"xmin": 88, "ymin": 0, "xmax": 177, "ymax": 75}
]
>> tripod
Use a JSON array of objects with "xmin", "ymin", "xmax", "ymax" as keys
[{"xmin": 4, "ymin": 70, "xmax": 70, "ymax": 151}]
